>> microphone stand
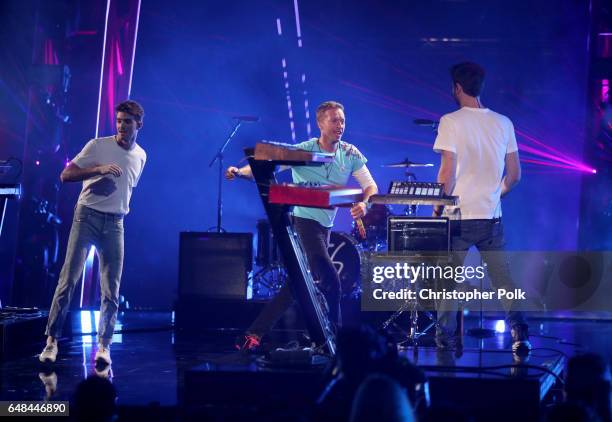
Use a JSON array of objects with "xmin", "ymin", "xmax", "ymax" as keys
[{"xmin": 208, "ymin": 120, "xmax": 243, "ymax": 233}]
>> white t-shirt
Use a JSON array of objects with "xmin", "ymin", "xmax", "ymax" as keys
[
  {"xmin": 433, "ymin": 107, "xmax": 518, "ymax": 220},
  {"xmin": 72, "ymin": 136, "xmax": 146, "ymax": 215}
]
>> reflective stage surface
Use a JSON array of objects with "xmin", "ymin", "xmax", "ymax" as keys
[{"xmin": 1, "ymin": 311, "xmax": 611, "ymax": 420}]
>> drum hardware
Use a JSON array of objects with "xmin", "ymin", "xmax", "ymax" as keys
[
  {"xmin": 327, "ymin": 232, "xmax": 368, "ymax": 299},
  {"xmin": 252, "ymin": 265, "xmax": 287, "ymax": 298},
  {"xmin": 381, "ymin": 217, "xmax": 452, "ymax": 347},
  {"xmin": 253, "ymin": 219, "xmax": 287, "ymax": 298},
  {"xmin": 381, "ymin": 159, "xmax": 434, "ymax": 168},
  {"xmin": 379, "ymin": 256, "xmax": 451, "ymax": 348},
  {"xmin": 404, "ymin": 173, "xmax": 419, "ymax": 215},
  {"xmin": 381, "ymin": 284, "xmax": 441, "ymax": 346}
]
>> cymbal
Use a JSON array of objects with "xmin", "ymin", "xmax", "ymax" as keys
[{"xmin": 381, "ymin": 159, "xmax": 434, "ymax": 168}]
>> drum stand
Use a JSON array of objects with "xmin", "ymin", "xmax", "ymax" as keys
[
  {"xmin": 253, "ymin": 220, "xmax": 287, "ymax": 297},
  {"xmin": 404, "ymin": 172, "xmax": 418, "ymax": 216},
  {"xmin": 381, "ymin": 283, "xmax": 442, "ymax": 347},
  {"xmin": 384, "ymin": 172, "xmax": 434, "ymax": 344},
  {"xmin": 252, "ymin": 263, "xmax": 287, "ymax": 298}
]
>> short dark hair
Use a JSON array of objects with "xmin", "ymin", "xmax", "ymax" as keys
[
  {"xmin": 115, "ymin": 100, "xmax": 144, "ymax": 121},
  {"xmin": 450, "ymin": 62, "xmax": 485, "ymax": 97},
  {"xmin": 316, "ymin": 101, "xmax": 344, "ymax": 122}
]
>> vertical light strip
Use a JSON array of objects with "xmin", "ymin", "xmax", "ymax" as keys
[
  {"xmin": 0, "ymin": 198, "xmax": 7, "ymax": 236},
  {"xmin": 302, "ymin": 73, "xmax": 311, "ymax": 137},
  {"xmin": 293, "ymin": 0, "xmax": 303, "ymax": 47},
  {"xmin": 94, "ymin": 310, "xmax": 100, "ymax": 333},
  {"xmin": 127, "ymin": 0, "xmax": 142, "ymax": 97},
  {"xmin": 281, "ymin": 58, "xmax": 296, "ymax": 142},
  {"xmin": 276, "ymin": 18, "xmax": 282, "ymax": 36},
  {"xmin": 95, "ymin": 0, "xmax": 112, "ymax": 138}
]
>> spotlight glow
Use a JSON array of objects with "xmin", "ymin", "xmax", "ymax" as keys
[{"xmin": 80, "ymin": 310, "xmax": 93, "ymax": 334}]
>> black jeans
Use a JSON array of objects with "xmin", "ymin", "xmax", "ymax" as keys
[
  {"xmin": 248, "ymin": 216, "xmax": 342, "ymax": 337},
  {"xmin": 436, "ymin": 219, "xmax": 526, "ymax": 340}
]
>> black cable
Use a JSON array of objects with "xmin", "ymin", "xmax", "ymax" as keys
[
  {"xmin": 530, "ymin": 334, "xmax": 564, "ymax": 340},
  {"xmin": 423, "ymin": 368, "xmax": 515, "ymax": 379},
  {"xmin": 530, "ymin": 333, "xmax": 585, "ymax": 349},
  {"xmin": 530, "ymin": 347, "xmax": 570, "ymax": 359},
  {"xmin": 420, "ymin": 363, "xmax": 565, "ymax": 385},
  {"xmin": 558, "ymin": 340, "xmax": 583, "ymax": 347}
]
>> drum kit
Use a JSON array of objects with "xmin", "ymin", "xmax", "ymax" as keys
[{"xmin": 333, "ymin": 157, "xmax": 436, "ymax": 298}]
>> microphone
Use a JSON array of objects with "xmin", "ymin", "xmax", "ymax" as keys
[
  {"xmin": 232, "ymin": 115, "xmax": 260, "ymax": 122},
  {"xmin": 413, "ymin": 119, "xmax": 439, "ymax": 128}
]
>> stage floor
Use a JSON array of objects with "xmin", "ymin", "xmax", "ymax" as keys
[{"xmin": 1, "ymin": 311, "xmax": 610, "ymax": 419}]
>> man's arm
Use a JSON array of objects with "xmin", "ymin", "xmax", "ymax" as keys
[
  {"xmin": 351, "ymin": 165, "xmax": 378, "ymax": 219},
  {"xmin": 225, "ymin": 164, "xmax": 292, "ymax": 180},
  {"xmin": 362, "ymin": 184, "xmax": 378, "ymax": 203},
  {"xmin": 60, "ymin": 162, "xmax": 122, "ymax": 183},
  {"xmin": 433, "ymin": 150, "xmax": 457, "ymax": 216},
  {"xmin": 501, "ymin": 151, "xmax": 521, "ymax": 197},
  {"xmin": 225, "ymin": 164, "xmax": 253, "ymax": 180}
]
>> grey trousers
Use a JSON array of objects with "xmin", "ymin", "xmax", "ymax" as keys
[
  {"xmin": 45, "ymin": 204, "xmax": 124, "ymax": 344},
  {"xmin": 436, "ymin": 219, "xmax": 526, "ymax": 340}
]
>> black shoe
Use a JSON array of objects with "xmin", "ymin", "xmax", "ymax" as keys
[{"xmin": 511, "ymin": 323, "xmax": 532, "ymax": 356}]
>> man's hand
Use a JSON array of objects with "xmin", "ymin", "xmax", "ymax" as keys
[
  {"xmin": 225, "ymin": 166, "xmax": 240, "ymax": 180},
  {"xmin": 225, "ymin": 165, "xmax": 252, "ymax": 180},
  {"xmin": 96, "ymin": 164, "xmax": 123, "ymax": 177},
  {"xmin": 350, "ymin": 202, "xmax": 367, "ymax": 219},
  {"xmin": 501, "ymin": 151, "xmax": 521, "ymax": 197},
  {"xmin": 61, "ymin": 162, "xmax": 122, "ymax": 183}
]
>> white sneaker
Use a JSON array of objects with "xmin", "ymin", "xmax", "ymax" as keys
[
  {"xmin": 95, "ymin": 344, "xmax": 112, "ymax": 365},
  {"xmin": 39, "ymin": 343, "xmax": 58, "ymax": 363}
]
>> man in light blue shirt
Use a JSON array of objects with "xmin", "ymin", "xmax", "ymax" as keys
[
  {"xmin": 227, "ymin": 101, "xmax": 378, "ymax": 350},
  {"xmin": 291, "ymin": 136, "xmax": 368, "ymax": 227}
]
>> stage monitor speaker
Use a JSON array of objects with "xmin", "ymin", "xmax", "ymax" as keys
[
  {"xmin": 179, "ymin": 232, "xmax": 253, "ymax": 300},
  {"xmin": 387, "ymin": 217, "xmax": 450, "ymax": 254}
]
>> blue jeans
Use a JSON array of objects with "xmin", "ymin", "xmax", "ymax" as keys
[
  {"xmin": 436, "ymin": 219, "xmax": 526, "ymax": 340},
  {"xmin": 45, "ymin": 205, "xmax": 124, "ymax": 344}
]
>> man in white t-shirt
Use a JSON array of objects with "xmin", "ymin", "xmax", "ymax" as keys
[
  {"xmin": 433, "ymin": 62, "xmax": 530, "ymax": 355},
  {"xmin": 39, "ymin": 100, "xmax": 147, "ymax": 365}
]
